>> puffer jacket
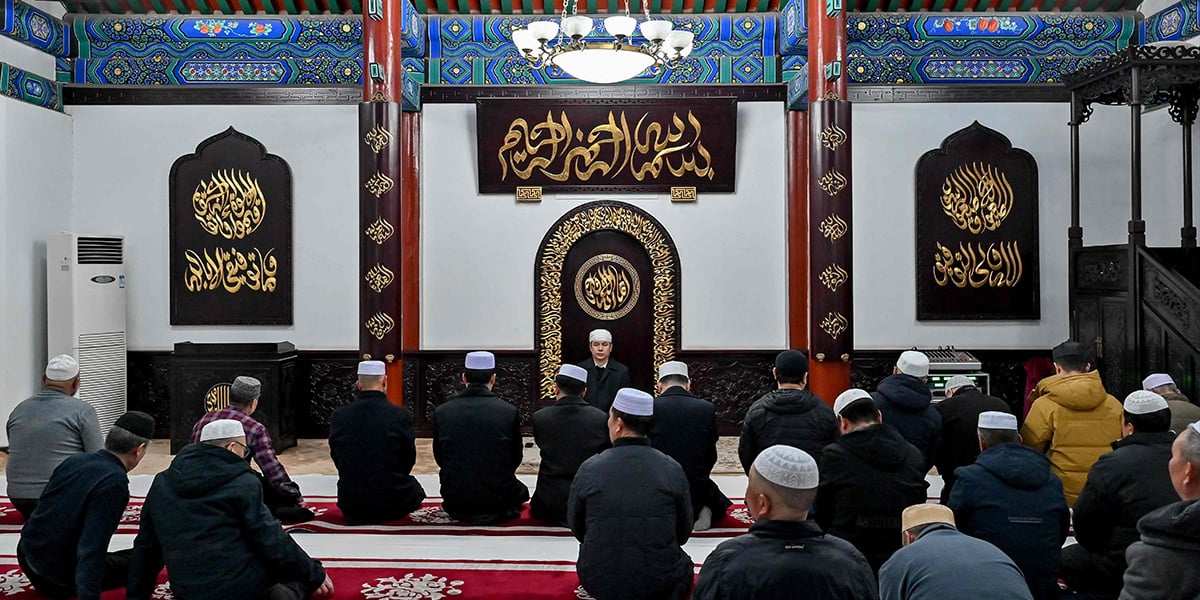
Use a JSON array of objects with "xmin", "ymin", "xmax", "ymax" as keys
[
  {"xmin": 872, "ymin": 374, "xmax": 941, "ymax": 472},
  {"xmin": 1020, "ymin": 371, "xmax": 1122, "ymax": 506},
  {"xmin": 738, "ymin": 388, "xmax": 837, "ymax": 473},
  {"xmin": 1119, "ymin": 499, "xmax": 1200, "ymax": 600},
  {"xmin": 1163, "ymin": 392, "xmax": 1200, "ymax": 435}
]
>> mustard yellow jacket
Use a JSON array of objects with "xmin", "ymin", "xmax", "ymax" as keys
[{"xmin": 1020, "ymin": 371, "xmax": 1123, "ymax": 506}]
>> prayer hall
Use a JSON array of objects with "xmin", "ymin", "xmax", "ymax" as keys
[{"xmin": 3, "ymin": 0, "xmax": 1200, "ymax": 594}]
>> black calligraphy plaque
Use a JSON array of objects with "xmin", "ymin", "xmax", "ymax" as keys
[
  {"xmin": 476, "ymin": 97, "xmax": 737, "ymax": 194},
  {"xmin": 170, "ymin": 127, "xmax": 293, "ymax": 325},
  {"xmin": 916, "ymin": 121, "xmax": 1040, "ymax": 321}
]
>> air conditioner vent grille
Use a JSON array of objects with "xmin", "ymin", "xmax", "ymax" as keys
[{"xmin": 77, "ymin": 237, "xmax": 123, "ymax": 265}]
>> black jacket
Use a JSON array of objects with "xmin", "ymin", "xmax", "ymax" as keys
[
  {"xmin": 1119, "ymin": 499, "xmax": 1200, "ymax": 600},
  {"xmin": 329, "ymin": 390, "xmax": 426, "ymax": 523},
  {"xmin": 872, "ymin": 373, "xmax": 941, "ymax": 471},
  {"xmin": 432, "ymin": 385, "xmax": 529, "ymax": 519},
  {"xmin": 947, "ymin": 443, "xmax": 1070, "ymax": 600},
  {"xmin": 127, "ymin": 444, "xmax": 325, "ymax": 600},
  {"xmin": 576, "ymin": 358, "xmax": 633, "ymax": 412},
  {"xmin": 569, "ymin": 437, "xmax": 693, "ymax": 600},
  {"xmin": 693, "ymin": 519, "xmax": 879, "ymax": 600},
  {"xmin": 18, "ymin": 450, "xmax": 129, "ymax": 600},
  {"xmin": 650, "ymin": 386, "xmax": 731, "ymax": 516},
  {"xmin": 815, "ymin": 423, "xmax": 928, "ymax": 572},
  {"xmin": 1073, "ymin": 431, "xmax": 1179, "ymax": 565},
  {"xmin": 530, "ymin": 395, "xmax": 610, "ymax": 524},
  {"xmin": 738, "ymin": 387, "xmax": 837, "ymax": 473},
  {"xmin": 935, "ymin": 387, "xmax": 1011, "ymax": 502}
]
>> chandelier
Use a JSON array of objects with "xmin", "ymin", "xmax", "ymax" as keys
[{"xmin": 510, "ymin": 1, "xmax": 695, "ymax": 84}]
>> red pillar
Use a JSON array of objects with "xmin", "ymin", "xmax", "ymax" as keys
[
  {"xmin": 787, "ymin": 110, "xmax": 810, "ymax": 352},
  {"xmin": 360, "ymin": 0, "xmax": 406, "ymax": 404},
  {"xmin": 807, "ymin": 0, "xmax": 852, "ymax": 401}
]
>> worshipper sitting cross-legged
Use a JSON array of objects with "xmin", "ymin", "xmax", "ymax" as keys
[
  {"xmin": 935, "ymin": 374, "xmax": 1011, "ymax": 503},
  {"xmin": 6, "ymin": 354, "xmax": 103, "ymax": 519},
  {"xmin": 127, "ymin": 419, "xmax": 333, "ymax": 600},
  {"xmin": 189, "ymin": 375, "xmax": 313, "ymax": 523},
  {"xmin": 1119, "ymin": 422, "xmax": 1200, "ymax": 600},
  {"xmin": 328, "ymin": 360, "xmax": 426, "ymax": 525},
  {"xmin": 1061, "ymin": 390, "xmax": 1180, "ymax": 600},
  {"xmin": 737, "ymin": 349, "xmax": 837, "ymax": 473},
  {"xmin": 569, "ymin": 388, "xmax": 693, "ymax": 600},
  {"xmin": 650, "ymin": 360, "xmax": 731, "ymax": 532},
  {"xmin": 693, "ymin": 445, "xmax": 879, "ymax": 600},
  {"xmin": 529, "ymin": 364, "xmax": 610, "ymax": 526},
  {"xmin": 1143, "ymin": 373, "xmax": 1200, "ymax": 434},
  {"xmin": 871, "ymin": 350, "xmax": 941, "ymax": 472},
  {"xmin": 16, "ymin": 411, "xmax": 154, "ymax": 600},
  {"xmin": 433, "ymin": 351, "xmax": 529, "ymax": 525},
  {"xmin": 815, "ymin": 388, "xmax": 928, "ymax": 573},
  {"xmin": 1021, "ymin": 340, "xmax": 1123, "ymax": 506},
  {"xmin": 879, "ymin": 504, "xmax": 1034, "ymax": 600},
  {"xmin": 947, "ymin": 411, "xmax": 1069, "ymax": 600},
  {"xmin": 576, "ymin": 329, "xmax": 632, "ymax": 412}
]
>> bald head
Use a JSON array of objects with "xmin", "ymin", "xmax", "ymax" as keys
[{"xmin": 1170, "ymin": 425, "xmax": 1200, "ymax": 500}]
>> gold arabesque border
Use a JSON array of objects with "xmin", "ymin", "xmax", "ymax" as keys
[{"xmin": 537, "ymin": 203, "xmax": 678, "ymax": 400}]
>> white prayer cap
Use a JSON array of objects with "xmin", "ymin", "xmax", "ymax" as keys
[
  {"xmin": 199, "ymin": 419, "xmax": 245, "ymax": 442},
  {"xmin": 833, "ymin": 388, "xmax": 873, "ymax": 416},
  {"xmin": 1143, "ymin": 373, "xmax": 1175, "ymax": 390},
  {"xmin": 658, "ymin": 361, "xmax": 688, "ymax": 381},
  {"xmin": 897, "ymin": 351, "xmax": 930, "ymax": 378},
  {"xmin": 978, "ymin": 411, "xmax": 1018, "ymax": 431},
  {"xmin": 465, "ymin": 351, "xmax": 495, "ymax": 370},
  {"xmin": 45, "ymin": 354, "xmax": 79, "ymax": 381},
  {"xmin": 752, "ymin": 445, "xmax": 818, "ymax": 490},
  {"xmin": 612, "ymin": 388, "xmax": 653, "ymax": 416},
  {"xmin": 358, "ymin": 360, "xmax": 386, "ymax": 376},
  {"xmin": 1192, "ymin": 422, "xmax": 1200, "ymax": 435},
  {"xmin": 945, "ymin": 375, "xmax": 975, "ymax": 392},
  {"xmin": 558, "ymin": 364, "xmax": 588, "ymax": 383},
  {"xmin": 589, "ymin": 329, "xmax": 613, "ymax": 343},
  {"xmin": 1124, "ymin": 390, "xmax": 1169, "ymax": 415}
]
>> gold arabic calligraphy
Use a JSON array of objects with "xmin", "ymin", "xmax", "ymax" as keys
[
  {"xmin": 184, "ymin": 247, "xmax": 278, "ymax": 293},
  {"xmin": 498, "ymin": 110, "xmax": 714, "ymax": 183},
  {"xmin": 940, "ymin": 162, "xmax": 1014, "ymax": 235},
  {"xmin": 192, "ymin": 170, "xmax": 266, "ymax": 240},
  {"xmin": 584, "ymin": 264, "xmax": 632, "ymax": 313},
  {"xmin": 933, "ymin": 241, "xmax": 1023, "ymax": 288}
]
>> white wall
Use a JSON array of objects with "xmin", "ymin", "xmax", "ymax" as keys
[
  {"xmin": 853, "ymin": 103, "xmax": 1187, "ymax": 349},
  {"xmin": 420, "ymin": 102, "xmax": 789, "ymax": 350},
  {"xmin": 0, "ymin": 34, "xmax": 55, "ymax": 82},
  {"xmin": 0, "ymin": 98, "xmax": 73, "ymax": 445},
  {"xmin": 70, "ymin": 105, "xmax": 360, "ymax": 351}
]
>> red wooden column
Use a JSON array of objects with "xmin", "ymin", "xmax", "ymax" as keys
[
  {"xmin": 806, "ymin": 0, "xmax": 852, "ymax": 401},
  {"xmin": 360, "ymin": 0, "xmax": 406, "ymax": 404},
  {"xmin": 787, "ymin": 110, "xmax": 810, "ymax": 352}
]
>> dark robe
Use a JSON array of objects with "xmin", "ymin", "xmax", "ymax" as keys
[
  {"xmin": 650, "ymin": 385, "xmax": 731, "ymax": 518},
  {"xmin": 530, "ymin": 394, "xmax": 610, "ymax": 524},
  {"xmin": 329, "ymin": 389, "xmax": 426, "ymax": 523},
  {"xmin": 576, "ymin": 358, "xmax": 633, "ymax": 412}
]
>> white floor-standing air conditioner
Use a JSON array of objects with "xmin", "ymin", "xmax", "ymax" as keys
[{"xmin": 46, "ymin": 233, "xmax": 127, "ymax": 435}]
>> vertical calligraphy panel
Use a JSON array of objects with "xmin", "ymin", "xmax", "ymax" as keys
[{"xmin": 360, "ymin": 102, "xmax": 403, "ymax": 364}]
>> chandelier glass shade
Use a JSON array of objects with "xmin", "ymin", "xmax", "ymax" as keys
[{"xmin": 510, "ymin": 2, "xmax": 695, "ymax": 84}]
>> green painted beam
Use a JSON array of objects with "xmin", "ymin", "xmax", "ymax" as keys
[
  {"xmin": 147, "ymin": 0, "xmax": 168, "ymax": 14},
  {"xmin": 347, "ymin": 0, "xmax": 362, "ymax": 13},
  {"xmin": 497, "ymin": 0, "xmax": 511, "ymax": 13},
  {"xmin": 650, "ymin": 0, "xmax": 661, "ymax": 15},
  {"xmin": 952, "ymin": 0, "xmax": 969, "ymax": 10},
  {"xmin": 756, "ymin": 0, "xmax": 769, "ymax": 11},
  {"xmin": 670, "ymin": 0, "xmax": 682, "ymax": 13},
  {"xmin": 733, "ymin": 0, "xmax": 748, "ymax": 12},
  {"xmin": 931, "ymin": 0, "xmax": 949, "ymax": 10},
  {"xmin": 456, "ymin": 0, "xmax": 469, "ymax": 13},
  {"xmin": 713, "ymin": 0, "xmax": 728, "ymax": 12},
  {"xmin": 584, "ymin": 0, "xmax": 596, "ymax": 14},
  {"xmin": 434, "ymin": 0, "xmax": 450, "ymax": 12},
  {"xmin": 520, "ymin": 0, "xmax": 532, "ymax": 12},
  {"xmin": 213, "ymin": 0, "xmax": 235, "ymax": 13}
]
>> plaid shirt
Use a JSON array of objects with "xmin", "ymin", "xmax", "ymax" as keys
[{"xmin": 189, "ymin": 406, "xmax": 301, "ymax": 501}]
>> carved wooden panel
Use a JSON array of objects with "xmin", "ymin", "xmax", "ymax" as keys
[
  {"xmin": 676, "ymin": 352, "xmax": 776, "ymax": 434},
  {"xmin": 1075, "ymin": 248, "xmax": 1127, "ymax": 292}
]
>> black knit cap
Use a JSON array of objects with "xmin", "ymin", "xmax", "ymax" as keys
[
  {"xmin": 1051, "ymin": 341, "xmax": 1086, "ymax": 363},
  {"xmin": 113, "ymin": 411, "xmax": 155, "ymax": 440},
  {"xmin": 775, "ymin": 350, "xmax": 810, "ymax": 379}
]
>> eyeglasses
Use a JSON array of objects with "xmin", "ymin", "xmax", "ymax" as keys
[{"xmin": 230, "ymin": 440, "xmax": 251, "ymax": 459}]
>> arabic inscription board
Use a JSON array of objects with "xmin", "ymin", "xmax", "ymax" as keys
[
  {"xmin": 476, "ymin": 98, "xmax": 737, "ymax": 194},
  {"xmin": 915, "ymin": 121, "xmax": 1040, "ymax": 320},
  {"xmin": 169, "ymin": 127, "xmax": 293, "ymax": 325}
]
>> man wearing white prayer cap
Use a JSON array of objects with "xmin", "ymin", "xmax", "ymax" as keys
[
  {"xmin": 816, "ymin": 388, "xmax": 928, "ymax": 573},
  {"xmin": 934, "ymin": 374, "xmax": 1010, "ymax": 502},
  {"xmin": 7, "ymin": 354, "xmax": 102, "ymax": 519},
  {"xmin": 329, "ymin": 361, "xmax": 426, "ymax": 524},
  {"xmin": 432, "ymin": 351, "xmax": 529, "ymax": 524},
  {"xmin": 694, "ymin": 445, "xmax": 878, "ymax": 600},
  {"xmin": 569, "ymin": 388, "xmax": 693, "ymax": 600},
  {"xmin": 1063, "ymin": 390, "xmax": 1180, "ymax": 599},
  {"xmin": 530, "ymin": 364, "xmax": 610, "ymax": 524},
  {"xmin": 576, "ymin": 329, "xmax": 632, "ymax": 413},
  {"xmin": 650, "ymin": 361, "xmax": 731, "ymax": 531},
  {"xmin": 128, "ymin": 418, "xmax": 333, "ymax": 599},
  {"xmin": 1143, "ymin": 373, "xmax": 1200, "ymax": 434},
  {"xmin": 872, "ymin": 350, "xmax": 941, "ymax": 472},
  {"xmin": 947, "ymin": 411, "xmax": 1068, "ymax": 600}
]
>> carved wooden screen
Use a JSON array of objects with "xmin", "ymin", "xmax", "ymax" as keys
[
  {"xmin": 915, "ymin": 121, "xmax": 1040, "ymax": 320},
  {"xmin": 169, "ymin": 127, "xmax": 293, "ymax": 325}
]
